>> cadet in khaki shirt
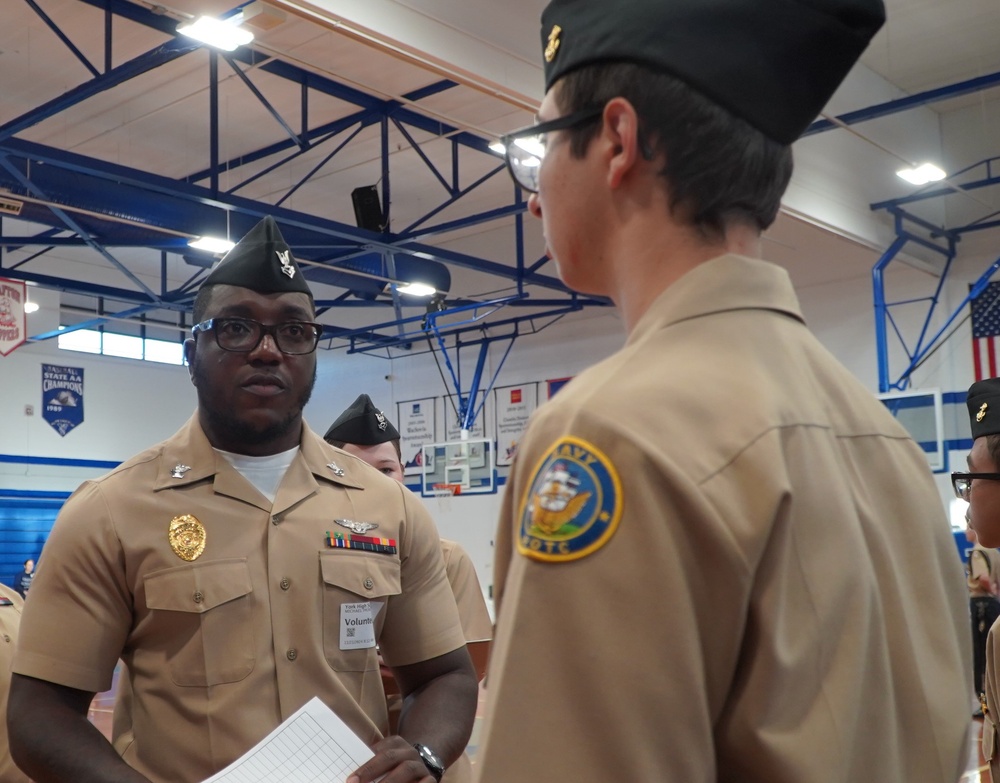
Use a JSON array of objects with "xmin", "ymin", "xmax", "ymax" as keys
[
  {"xmin": 325, "ymin": 394, "xmax": 493, "ymax": 783},
  {"xmin": 475, "ymin": 1, "xmax": 972, "ymax": 781},
  {"xmin": 959, "ymin": 379, "xmax": 1000, "ymax": 778},
  {"xmin": 8, "ymin": 217, "xmax": 477, "ymax": 783},
  {"xmin": 0, "ymin": 584, "xmax": 29, "ymax": 783}
]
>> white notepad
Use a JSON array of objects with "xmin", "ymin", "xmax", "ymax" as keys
[{"xmin": 202, "ymin": 697, "xmax": 375, "ymax": 783}]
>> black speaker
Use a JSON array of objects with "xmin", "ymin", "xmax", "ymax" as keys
[{"xmin": 351, "ymin": 185, "xmax": 384, "ymax": 231}]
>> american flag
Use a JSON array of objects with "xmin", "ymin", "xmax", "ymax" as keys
[{"xmin": 972, "ymin": 281, "xmax": 1000, "ymax": 380}]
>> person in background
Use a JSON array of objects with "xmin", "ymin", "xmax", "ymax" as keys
[
  {"xmin": 959, "ymin": 378, "xmax": 1000, "ymax": 776},
  {"xmin": 0, "ymin": 583, "xmax": 30, "ymax": 783},
  {"xmin": 8, "ymin": 216, "xmax": 477, "ymax": 783},
  {"xmin": 966, "ymin": 518, "xmax": 1000, "ymax": 713},
  {"xmin": 12, "ymin": 560, "xmax": 32, "ymax": 599},
  {"xmin": 475, "ymin": 0, "xmax": 972, "ymax": 780},
  {"xmin": 325, "ymin": 394, "xmax": 492, "ymax": 783}
]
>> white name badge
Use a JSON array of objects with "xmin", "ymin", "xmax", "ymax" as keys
[{"xmin": 340, "ymin": 601, "xmax": 383, "ymax": 650}]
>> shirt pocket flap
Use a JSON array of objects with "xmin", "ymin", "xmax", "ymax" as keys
[
  {"xmin": 145, "ymin": 559, "xmax": 252, "ymax": 614},
  {"xmin": 320, "ymin": 552, "xmax": 401, "ymax": 599}
]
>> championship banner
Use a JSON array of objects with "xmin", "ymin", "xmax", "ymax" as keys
[
  {"xmin": 494, "ymin": 383, "xmax": 537, "ymax": 466},
  {"xmin": 0, "ymin": 278, "xmax": 27, "ymax": 357},
  {"xmin": 397, "ymin": 397, "xmax": 436, "ymax": 476},
  {"xmin": 444, "ymin": 394, "xmax": 487, "ymax": 441},
  {"xmin": 42, "ymin": 364, "xmax": 85, "ymax": 437}
]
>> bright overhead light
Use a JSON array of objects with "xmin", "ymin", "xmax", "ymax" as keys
[
  {"xmin": 177, "ymin": 15, "xmax": 254, "ymax": 51},
  {"xmin": 488, "ymin": 141, "xmax": 506, "ymax": 155},
  {"xmin": 24, "ymin": 301, "xmax": 39, "ymax": 314},
  {"xmin": 513, "ymin": 137, "xmax": 545, "ymax": 157},
  {"xmin": 188, "ymin": 236, "xmax": 235, "ymax": 254},
  {"xmin": 396, "ymin": 282, "xmax": 437, "ymax": 297},
  {"xmin": 896, "ymin": 163, "xmax": 946, "ymax": 186}
]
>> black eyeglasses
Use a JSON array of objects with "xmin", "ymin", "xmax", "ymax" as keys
[
  {"xmin": 951, "ymin": 471, "xmax": 1000, "ymax": 500},
  {"xmin": 500, "ymin": 105, "xmax": 605, "ymax": 193},
  {"xmin": 191, "ymin": 317, "xmax": 323, "ymax": 355}
]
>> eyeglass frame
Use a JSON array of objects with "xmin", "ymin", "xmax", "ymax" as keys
[
  {"xmin": 500, "ymin": 105, "xmax": 604, "ymax": 193},
  {"xmin": 502, "ymin": 103, "xmax": 663, "ymax": 194},
  {"xmin": 191, "ymin": 317, "xmax": 324, "ymax": 355},
  {"xmin": 951, "ymin": 471, "xmax": 1000, "ymax": 500}
]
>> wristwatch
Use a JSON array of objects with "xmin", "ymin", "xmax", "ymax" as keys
[{"xmin": 413, "ymin": 743, "xmax": 445, "ymax": 782}]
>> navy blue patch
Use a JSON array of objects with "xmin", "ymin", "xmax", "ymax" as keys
[{"xmin": 517, "ymin": 437, "xmax": 622, "ymax": 562}]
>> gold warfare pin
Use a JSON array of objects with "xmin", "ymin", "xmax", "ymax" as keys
[
  {"xmin": 545, "ymin": 25, "xmax": 562, "ymax": 63},
  {"xmin": 169, "ymin": 514, "xmax": 206, "ymax": 561},
  {"xmin": 979, "ymin": 402, "xmax": 988, "ymax": 422}
]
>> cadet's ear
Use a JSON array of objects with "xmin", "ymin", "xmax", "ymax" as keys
[
  {"xmin": 183, "ymin": 338, "xmax": 197, "ymax": 383},
  {"xmin": 602, "ymin": 97, "xmax": 642, "ymax": 190}
]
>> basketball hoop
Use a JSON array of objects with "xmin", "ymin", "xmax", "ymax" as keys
[{"xmin": 431, "ymin": 483, "xmax": 462, "ymax": 496}]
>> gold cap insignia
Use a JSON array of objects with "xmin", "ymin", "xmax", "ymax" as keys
[
  {"xmin": 544, "ymin": 25, "xmax": 562, "ymax": 63},
  {"xmin": 979, "ymin": 402, "xmax": 989, "ymax": 422},
  {"xmin": 169, "ymin": 515, "xmax": 206, "ymax": 561}
]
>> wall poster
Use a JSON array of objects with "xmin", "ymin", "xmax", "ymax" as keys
[
  {"xmin": 494, "ymin": 383, "xmax": 537, "ymax": 467},
  {"xmin": 397, "ymin": 398, "xmax": 436, "ymax": 476}
]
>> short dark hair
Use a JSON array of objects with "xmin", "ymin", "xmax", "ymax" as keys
[
  {"xmin": 191, "ymin": 284, "xmax": 315, "ymax": 324},
  {"xmin": 987, "ymin": 434, "xmax": 1000, "ymax": 469},
  {"xmin": 555, "ymin": 62, "xmax": 794, "ymax": 241}
]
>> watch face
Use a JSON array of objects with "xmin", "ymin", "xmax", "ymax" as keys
[{"xmin": 414, "ymin": 743, "xmax": 445, "ymax": 779}]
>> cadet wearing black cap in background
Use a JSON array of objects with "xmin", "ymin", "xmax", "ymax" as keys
[
  {"xmin": 325, "ymin": 394, "xmax": 493, "ymax": 783},
  {"xmin": 9, "ymin": 216, "xmax": 477, "ymax": 783},
  {"xmin": 960, "ymin": 378, "xmax": 1000, "ymax": 777},
  {"xmin": 476, "ymin": 1, "xmax": 971, "ymax": 780}
]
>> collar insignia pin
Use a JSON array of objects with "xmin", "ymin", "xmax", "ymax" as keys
[
  {"xmin": 276, "ymin": 249, "xmax": 296, "ymax": 279},
  {"xmin": 171, "ymin": 464, "xmax": 192, "ymax": 479},
  {"xmin": 979, "ymin": 403, "xmax": 989, "ymax": 422},
  {"xmin": 326, "ymin": 461, "xmax": 346, "ymax": 477},
  {"xmin": 544, "ymin": 25, "xmax": 562, "ymax": 63},
  {"xmin": 335, "ymin": 518, "xmax": 379, "ymax": 534}
]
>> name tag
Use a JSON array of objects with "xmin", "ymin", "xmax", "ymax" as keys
[
  {"xmin": 340, "ymin": 601, "xmax": 383, "ymax": 650},
  {"xmin": 0, "ymin": 597, "xmax": 12, "ymax": 607}
]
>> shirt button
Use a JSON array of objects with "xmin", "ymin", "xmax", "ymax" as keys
[
  {"xmin": 193, "ymin": 591, "xmax": 204, "ymax": 604},
  {"xmin": 271, "ymin": 514, "xmax": 282, "ymax": 525},
  {"xmin": 2, "ymin": 635, "xmax": 10, "ymax": 643},
  {"xmin": 286, "ymin": 648, "xmax": 298, "ymax": 661},
  {"xmin": 280, "ymin": 578, "xmax": 291, "ymax": 590},
  {"xmin": 363, "ymin": 578, "xmax": 374, "ymax": 590}
]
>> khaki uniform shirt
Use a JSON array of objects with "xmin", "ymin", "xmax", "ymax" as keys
[
  {"xmin": 0, "ymin": 585, "xmax": 29, "ymax": 783},
  {"xmin": 14, "ymin": 415, "xmax": 466, "ymax": 783},
  {"xmin": 476, "ymin": 254, "xmax": 971, "ymax": 783},
  {"xmin": 984, "ymin": 623, "xmax": 1000, "ymax": 776},
  {"xmin": 438, "ymin": 539, "xmax": 491, "ymax": 783},
  {"xmin": 440, "ymin": 539, "xmax": 492, "ymax": 642}
]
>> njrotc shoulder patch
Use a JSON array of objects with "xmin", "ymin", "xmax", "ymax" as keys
[{"xmin": 517, "ymin": 436, "xmax": 622, "ymax": 563}]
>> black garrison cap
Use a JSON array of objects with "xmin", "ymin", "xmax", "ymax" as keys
[
  {"xmin": 324, "ymin": 394, "xmax": 400, "ymax": 445},
  {"xmin": 203, "ymin": 216, "xmax": 312, "ymax": 296},
  {"xmin": 968, "ymin": 379, "xmax": 1000, "ymax": 439},
  {"xmin": 539, "ymin": 0, "xmax": 886, "ymax": 145}
]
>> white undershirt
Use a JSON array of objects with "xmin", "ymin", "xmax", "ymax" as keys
[{"xmin": 215, "ymin": 446, "xmax": 299, "ymax": 503}]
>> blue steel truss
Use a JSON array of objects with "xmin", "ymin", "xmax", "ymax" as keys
[
  {"xmin": 0, "ymin": 0, "xmax": 611, "ymax": 429},
  {"xmin": 869, "ymin": 158, "xmax": 1000, "ymax": 392}
]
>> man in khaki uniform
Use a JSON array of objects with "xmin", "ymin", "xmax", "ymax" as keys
[
  {"xmin": 325, "ymin": 394, "xmax": 492, "ymax": 783},
  {"xmin": 966, "ymin": 520, "xmax": 1000, "ymax": 705},
  {"xmin": 0, "ymin": 584, "xmax": 29, "ymax": 783},
  {"xmin": 8, "ymin": 217, "xmax": 477, "ymax": 783},
  {"xmin": 475, "ymin": 1, "xmax": 972, "ymax": 781},
  {"xmin": 959, "ymin": 379, "xmax": 1000, "ymax": 777}
]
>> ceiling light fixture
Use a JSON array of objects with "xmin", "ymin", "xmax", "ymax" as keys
[
  {"xmin": 24, "ymin": 302, "xmax": 39, "ymax": 314},
  {"xmin": 396, "ymin": 282, "xmax": 437, "ymax": 297},
  {"xmin": 488, "ymin": 141, "xmax": 506, "ymax": 155},
  {"xmin": 177, "ymin": 14, "xmax": 254, "ymax": 52},
  {"xmin": 188, "ymin": 236, "xmax": 235, "ymax": 254},
  {"xmin": 896, "ymin": 163, "xmax": 946, "ymax": 186}
]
